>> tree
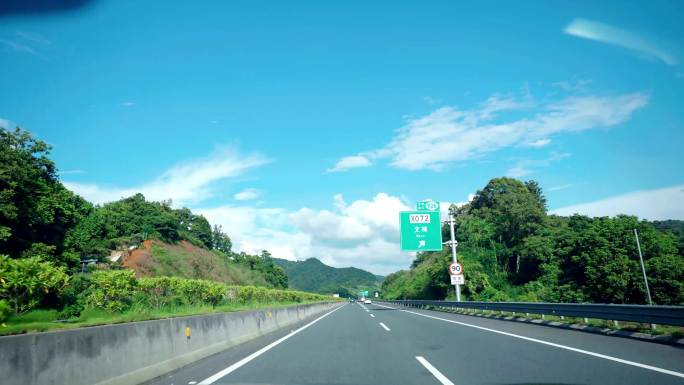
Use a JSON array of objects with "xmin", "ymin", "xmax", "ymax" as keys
[
  {"xmin": 646, "ymin": 254, "xmax": 684, "ymax": 305},
  {"xmin": 175, "ymin": 208, "xmax": 213, "ymax": 249},
  {"xmin": 470, "ymin": 177, "xmax": 546, "ymax": 274},
  {"xmin": 212, "ymin": 224, "xmax": 232, "ymax": 253},
  {"xmin": 0, "ymin": 127, "xmax": 91, "ymax": 267}
]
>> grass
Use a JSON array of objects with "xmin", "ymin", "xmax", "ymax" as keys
[
  {"xmin": 423, "ymin": 306, "xmax": 684, "ymax": 338},
  {"xmin": 0, "ymin": 300, "xmax": 326, "ymax": 336}
]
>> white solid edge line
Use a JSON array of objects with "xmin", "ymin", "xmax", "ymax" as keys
[
  {"xmin": 370, "ymin": 314, "xmax": 375, "ymax": 318},
  {"xmin": 379, "ymin": 322, "xmax": 391, "ymax": 331},
  {"xmin": 416, "ymin": 356, "xmax": 456, "ymax": 385},
  {"xmin": 198, "ymin": 304, "xmax": 345, "ymax": 384},
  {"xmin": 376, "ymin": 303, "xmax": 684, "ymax": 379}
]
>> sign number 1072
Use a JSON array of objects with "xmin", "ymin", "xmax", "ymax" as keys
[{"xmin": 409, "ymin": 214, "xmax": 431, "ymax": 224}]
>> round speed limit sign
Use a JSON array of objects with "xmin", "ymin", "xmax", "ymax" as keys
[{"xmin": 449, "ymin": 262, "xmax": 463, "ymax": 275}]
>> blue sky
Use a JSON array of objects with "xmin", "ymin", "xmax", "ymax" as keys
[{"xmin": 1, "ymin": 1, "xmax": 682, "ymax": 274}]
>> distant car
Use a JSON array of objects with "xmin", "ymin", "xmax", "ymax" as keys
[
  {"xmin": 349, "ymin": 298, "xmax": 354, "ymax": 302},
  {"xmin": 364, "ymin": 299, "xmax": 372, "ymax": 304}
]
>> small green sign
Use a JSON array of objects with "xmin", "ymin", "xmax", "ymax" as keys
[
  {"xmin": 399, "ymin": 211, "xmax": 442, "ymax": 251},
  {"xmin": 416, "ymin": 200, "xmax": 440, "ymax": 211}
]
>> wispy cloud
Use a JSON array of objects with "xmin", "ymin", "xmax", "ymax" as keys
[
  {"xmin": 0, "ymin": 31, "xmax": 51, "ymax": 58},
  {"xmin": 0, "ymin": 39, "xmax": 37, "ymax": 55},
  {"xmin": 15, "ymin": 31, "xmax": 51, "ymax": 45},
  {"xmin": 564, "ymin": 18, "xmax": 678, "ymax": 66},
  {"xmin": 526, "ymin": 138, "xmax": 551, "ymax": 148},
  {"xmin": 64, "ymin": 147, "xmax": 269, "ymax": 206},
  {"xmin": 0, "ymin": 117, "xmax": 10, "ymax": 129},
  {"xmin": 120, "ymin": 102, "xmax": 136, "ymax": 107},
  {"xmin": 506, "ymin": 153, "xmax": 570, "ymax": 178},
  {"xmin": 330, "ymin": 91, "xmax": 648, "ymax": 172},
  {"xmin": 548, "ymin": 183, "xmax": 573, "ymax": 192},
  {"xmin": 233, "ymin": 188, "xmax": 261, "ymax": 201},
  {"xmin": 552, "ymin": 185, "xmax": 684, "ymax": 220}
]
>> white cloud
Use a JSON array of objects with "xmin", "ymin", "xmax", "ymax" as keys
[
  {"xmin": 0, "ymin": 118, "xmax": 9, "ymax": 129},
  {"xmin": 329, "ymin": 92, "xmax": 648, "ymax": 172},
  {"xmin": 551, "ymin": 185, "xmax": 684, "ymax": 220},
  {"xmin": 197, "ymin": 206, "xmax": 311, "ymax": 261},
  {"xmin": 526, "ymin": 138, "xmax": 551, "ymax": 148},
  {"xmin": 233, "ymin": 188, "xmax": 260, "ymax": 201},
  {"xmin": 121, "ymin": 102, "xmax": 136, "ymax": 107},
  {"xmin": 199, "ymin": 192, "xmax": 415, "ymax": 275},
  {"xmin": 326, "ymin": 155, "xmax": 372, "ymax": 173},
  {"xmin": 291, "ymin": 192, "xmax": 409, "ymax": 247},
  {"xmin": 65, "ymin": 147, "xmax": 268, "ymax": 206},
  {"xmin": 564, "ymin": 18, "xmax": 678, "ymax": 66}
]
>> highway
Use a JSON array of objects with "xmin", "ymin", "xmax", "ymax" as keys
[{"xmin": 145, "ymin": 302, "xmax": 684, "ymax": 385}]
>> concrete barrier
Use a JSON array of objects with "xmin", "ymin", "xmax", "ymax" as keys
[{"xmin": 0, "ymin": 301, "xmax": 342, "ymax": 385}]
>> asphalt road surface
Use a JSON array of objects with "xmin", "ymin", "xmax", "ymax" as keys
[{"xmin": 144, "ymin": 301, "xmax": 684, "ymax": 385}]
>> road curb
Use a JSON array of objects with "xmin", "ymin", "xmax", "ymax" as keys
[{"xmin": 416, "ymin": 306, "xmax": 684, "ymax": 347}]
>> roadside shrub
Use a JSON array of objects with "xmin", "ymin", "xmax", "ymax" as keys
[
  {"xmin": 74, "ymin": 268, "xmax": 333, "ymax": 314},
  {"xmin": 169, "ymin": 278, "xmax": 225, "ymax": 306},
  {"xmin": 0, "ymin": 299, "xmax": 10, "ymax": 322},
  {"xmin": 57, "ymin": 273, "xmax": 93, "ymax": 318},
  {"xmin": 0, "ymin": 255, "xmax": 69, "ymax": 314},
  {"xmin": 138, "ymin": 276, "xmax": 227, "ymax": 307},
  {"xmin": 85, "ymin": 270, "xmax": 137, "ymax": 312},
  {"xmin": 138, "ymin": 276, "xmax": 178, "ymax": 308}
]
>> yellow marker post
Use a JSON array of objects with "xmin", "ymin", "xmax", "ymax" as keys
[{"xmin": 185, "ymin": 327, "xmax": 191, "ymax": 339}]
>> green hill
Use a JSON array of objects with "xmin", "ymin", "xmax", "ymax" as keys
[{"xmin": 273, "ymin": 257, "xmax": 382, "ymax": 296}]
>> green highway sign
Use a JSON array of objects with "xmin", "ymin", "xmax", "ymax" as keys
[
  {"xmin": 399, "ymin": 211, "xmax": 443, "ymax": 251},
  {"xmin": 416, "ymin": 200, "xmax": 440, "ymax": 211}
]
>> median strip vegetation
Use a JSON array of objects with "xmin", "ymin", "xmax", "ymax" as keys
[{"xmin": 0, "ymin": 268, "xmax": 336, "ymax": 336}]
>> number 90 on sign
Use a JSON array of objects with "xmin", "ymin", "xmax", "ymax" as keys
[
  {"xmin": 409, "ymin": 214, "xmax": 431, "ymax": 224},
  {"xmin": 449, "ymin": 262, "xmax": 462, "ymax": 275}
]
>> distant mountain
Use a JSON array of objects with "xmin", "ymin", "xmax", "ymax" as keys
[{"xmin": 273, "ymin": 257, "xmax": 383, "ymax": 296}]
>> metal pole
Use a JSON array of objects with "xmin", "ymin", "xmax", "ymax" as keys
[
  {"xmin": 634, "ymin": 228, "xmax": 653, "ymax": 306},
  {"xmin": 449, "ymin": 214, "xmax": 461, "ymax": 302}
]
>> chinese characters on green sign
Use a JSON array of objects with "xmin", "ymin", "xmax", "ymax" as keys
[{"xmin": 399, "ymin": 211, "xmax": 442, "ymax": 251}]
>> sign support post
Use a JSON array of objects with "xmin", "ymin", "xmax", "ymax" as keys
[{"xmin": 449, "ymin": 214, "xmax": 461, "ymax": 302}]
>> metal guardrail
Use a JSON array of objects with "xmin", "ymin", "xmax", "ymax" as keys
[{"xmin": 381, "ymin": 300, "xmax": 684, "ymax": 326}]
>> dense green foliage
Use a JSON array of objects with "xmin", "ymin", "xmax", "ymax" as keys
[
  {"xmin": 382, "ymin": 178, "xmax": 684, "ymax": 305},
  {"xmin": 0, "ymin": 127, "xmax": 231, "ymax": 266},
  {"xmin": 0, "ymin": 128, "xmax": 91, "ymax": 269},
  {"xmin": 0, "ymin": 127, "xmax": 290, "ymax": 319},
  {"xmin": 0, "ymin": 255, "xmax": 69, "ymax": 314},
  {"xmin": 652, "ymin": 220, "xmax": 684, "ymax": 255},
  {"xmin": 274, "ymin": 257, "xmax": 382, "ymax": 296}
]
